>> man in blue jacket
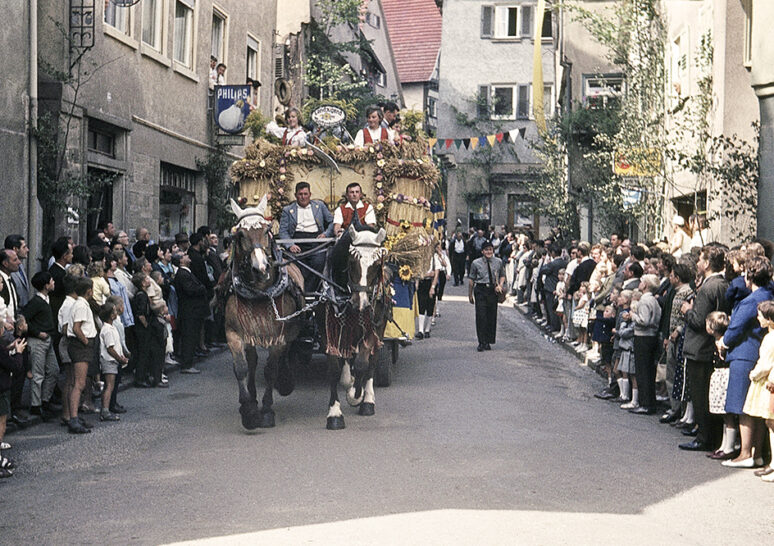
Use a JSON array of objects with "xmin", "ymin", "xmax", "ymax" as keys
[{"xmin": 278, "ymin": 182, "xmax": 334, "ymax": 293}]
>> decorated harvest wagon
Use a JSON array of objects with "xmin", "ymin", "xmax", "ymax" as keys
[{"xmin": 228, "ymin": 119, "xmax": 441, "ymax": 387}]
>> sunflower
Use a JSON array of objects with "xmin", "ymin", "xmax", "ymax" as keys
[
  {"xmin": 399, "ymin": 219, "xmax": 411, "ymax": 231},
  {"xmin": 399, "ymin": 265, "xmax": 413, "ymax": 281}
]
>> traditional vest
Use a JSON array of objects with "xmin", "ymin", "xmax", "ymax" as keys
[
  {"xmin": 363, "ymin": 127, "xmax": 388, "ymax": 144},
  {"xmin": 339, "ymin": 204, "xmax": 369, "ymax": 229},
  {"xmin": 282, "ymin": 128, "xmax": 304, "ymax": 146}
]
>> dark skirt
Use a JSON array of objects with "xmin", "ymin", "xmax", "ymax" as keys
[
  {"xmin": 724, "ymin": 358, "xmax": 756, "ymax": 414},
  {"xmin": 67, "ymin": 337, "xmax": 95, "ymax": 364}
]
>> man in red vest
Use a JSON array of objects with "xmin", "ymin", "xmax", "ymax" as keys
[{"xmin": 332, "ymin": 183, "xmax": 377, "ymax": 236}]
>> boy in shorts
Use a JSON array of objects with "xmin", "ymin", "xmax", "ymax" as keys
[{"xmin": 98, "ymin": 302, "xmax": 128, "ymax": 422}]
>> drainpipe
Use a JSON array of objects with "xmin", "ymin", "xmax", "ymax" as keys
[{"xmin": 28, "ymin": 0, "xmax": 41, "ymax": 272}]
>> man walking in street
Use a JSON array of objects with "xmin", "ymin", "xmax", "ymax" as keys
[
  {"xmin": 450, "ymin": 231, "xmax": 467, "ymax": 286},
  {"xmin": 679, "ymin": 245, "xmax": 728, "ymax": 452},
  {"xmin": 469, "ymin": 241, "xmax": 505, "ymax": 352}
]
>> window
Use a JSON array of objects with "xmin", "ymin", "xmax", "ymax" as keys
[
  {"xmin": 477, "ymin": 85, "xmax": 491, "ymax": 119},
  {"xmin": 427, "ymin": 96, "xmax": 437, "ymax": 119},
  {"xmin": 541, "ymin": 8, "xmax": 553, "ymax": 39},
  {"xmin": 584, "ymin": 74, "xmax": 624, "ymax": 109},
  {"xmin": 375, "ymin": 70, "xmax": 386, "ymax": 88},
  {"xmin": 88, "ymin": 127, "xmax": 115, "ymax": 157},
  {"xmin": 160, "ymin": 163, "xmax": 197, "ymax": 240},
  {"xmin": 246, "ymin": 35, "xmax": 260, "ymax": 81},
  {"xmin": 104, "ymin": 0, "xmax": 130, "ymax": 34},
  {"xmin": 481, "ymin": 5, "xmax": 533, "ymax": 39},
  {"xmin": 516, "ymin": 84, "xmax": 531, "ymax": 120},
  {"xmin": 173, "ymin": 0, "xmax": 195, "ymax": 68},
  {"xmin": 365, "ymin": 12, "xmax": 381, "ymax": 29},
  {"xmin": 211, "ymin": 8, "xmax": 227, "ymax": 64},
  {"xmin": 493, "ymin": 86, "xmax": 515, "ymax": 119},
  {"xmin": 142, "ymin": 0, "xmax": 164, "ymax": 50},
  {"xmin": 542, "ymin": 84, "xmax": 554, "ymax": 117}
]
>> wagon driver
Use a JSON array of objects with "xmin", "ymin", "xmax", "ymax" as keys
[
  {"xmin": 328, "ymin": 183, "xmax": 378, "ymax": 291},
  {"xmin": 278, "ymin": 182, "xmax": 334, "ymax": 292}
]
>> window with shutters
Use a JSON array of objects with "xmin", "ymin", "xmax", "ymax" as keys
[
  {"xmin": 493, "ymin": 86, "xmax": 515, "ymax": 119},
  {"xmin": 477, "ymin": 85, "xmax": 491, "ymax": 119},
  {"xmin": 481, "ymin": 5, "xmax": 535, "ymax": 40},
  {"xmin": 516, "ymin": 84, "xmax": 531, "ymax": 120}
]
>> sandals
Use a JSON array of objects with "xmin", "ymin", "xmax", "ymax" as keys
[{"xmin": 0, "ymin": 455, "xmax": 15, "ymax": 470}]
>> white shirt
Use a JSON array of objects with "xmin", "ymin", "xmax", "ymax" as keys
[
  {"xmin": 68, "ymin": 297, "xmax": 98, "ymax": 339},
  {"xmin": 58, "ymin": 295, "xmax": 76, "ymax": 336},
  {"xmin": 354, "ymin": 126, "xmax": 395, "ymax": 146},
  {"xmin": 266, "ymin": 121, "xmax": 307, "ymax": 147},
  {"xmin": 0, "ymin": 270, "xmax": 18, "ymax": 321},
  {"xmin": 333, "ymin": 201, "xmax": 376, "ymax": 226},
  {"xmin": 99, "ymin": 322, "xmax": 123, "ymax": 364},
  {"xmin": 454, "ymin": 239, "xmax": 465, "ymax": 253},
  {"xmin": 296, "ymin": 204, "xmax": 318, "ymax": 232}
]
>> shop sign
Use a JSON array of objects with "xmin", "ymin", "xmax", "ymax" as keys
[
  {"xmin": 613, "ymin": 148, "xmax": 662, "ymax": 177},
  {"xmin": 215, "ymin": 85, "xmax": 251, "ymax": 134}
]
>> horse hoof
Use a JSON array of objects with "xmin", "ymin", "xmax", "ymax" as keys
[
  {"xmin": 358, "ymin": 402, "xmax": 375, "ymax": 416},
  {"xmin": 346, "ymin": 388, "xmax": 364, "ymax": 407},
  {"xmin": 326, "ymin": 416, "xmax": 345, "ymax": 430},
  {"xmin": 258, "ymin": 410, "xmax": 276, "ymax": 428},
  {"xmin": 240, "ymin": 403, "xmax": 262, "ymax": 430}
]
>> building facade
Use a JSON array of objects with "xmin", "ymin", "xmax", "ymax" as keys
[
  {"xmin": 2, "ymin": 0, "xmax": 277, "ymax": 269},
  {"xmin": 437, "ymin": 0, "xmax": 557, "ymax": 233}
]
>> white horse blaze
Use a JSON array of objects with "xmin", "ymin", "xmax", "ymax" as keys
[
  {"xmin": 327, "ymin": 400, "xmax": 342, "ymax": 418},
  {"xmin": 251, "ymin": 247, "xmax": 268, "ymax": 273},
  {"xmin": 363, "ymin": 378, "xmax": 375, "ymax": 404}
]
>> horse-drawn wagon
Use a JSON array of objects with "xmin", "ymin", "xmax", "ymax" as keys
[{"xmin": 222, "ymin": 109, "xmax": 440, "ymax": 430}]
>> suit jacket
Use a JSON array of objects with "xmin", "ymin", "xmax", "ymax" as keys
[
  {"xmin": 11, "ymin": 268, "xmax": 30, "ymax": 307},
  {"xmin": 187, "ymin": 247, "xmax": 213, "ymax": 297},
  {"xmin": 567, "ymin": 257, "xmax": 596, "ymax": 295},
  {"xmin": 683, "ymin": 274, "xmax": 729, "ymax": 362},
  {"xmin": 723, "ymin": 284, "xmax": 774, "ymax": 363},
  {"xmin": 173, "ymin": 267, "xmax": 209, "ymax": 320},
  {"xmin": 278, "ymin": 200, "xmax": 334, "ymax": 246},
  {"xmin": 539, "ymin": 257, "xmax": 568, "ymax": 293},
  {"xmin": 48, "ymin": 262, "xmax": 68, "ymax": 322}
]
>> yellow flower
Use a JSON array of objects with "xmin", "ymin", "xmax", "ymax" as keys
[
  {"xmin": 369, "ymin": 147, "xmax": 375, "ymax": 153},
  {"xmin": 399, "ymin": 265, "xmax": 412, "ymax": 281},
  {"xmin": 376, "ymin": 203, "xmax": 384, "ymax": 210},
  {"xmin": 377, "ymin": 159, "xmax": 386, "ymax": 167},
  {"xmin": 259, "ymin": 160, "xmax": 266, "ymax": 168},
  {"xmin": 279, "ymin": 174, "xmax": 286, "ymax": 181},
  {"xmin": 253, "ymin": 194, "xmax": 261, "ymax": 200}
]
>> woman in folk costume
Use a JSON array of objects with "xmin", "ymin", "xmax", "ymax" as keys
[
  {"xmin": 354, "ymin": 105, "xmax": 395, "ymax": 146},
  {"xmin": 265, "ymin": 107, "xmax": 307, "ymax": 147}
]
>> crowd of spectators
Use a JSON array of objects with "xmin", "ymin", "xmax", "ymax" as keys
[
  {"xmin": 452, "ymin": 216, "xmax": 774, "ymax": 481},
  {"xmin": 0, "ymin": 223, "xmax": 227, "ymax": 479}
]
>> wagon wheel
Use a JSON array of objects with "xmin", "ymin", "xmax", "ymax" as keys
[{"xmin": 375, "ymin": 340, "xmax": 395, "ymax": 387}]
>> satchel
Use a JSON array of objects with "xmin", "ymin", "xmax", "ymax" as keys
[{"xmin": 497, "ymin": 290, "xmax": 506, "ymax": 304}]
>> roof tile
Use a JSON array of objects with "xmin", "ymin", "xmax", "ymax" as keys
[{"xmin": 381, "ymin": 0, "xmax": 442, "ymax": 84}]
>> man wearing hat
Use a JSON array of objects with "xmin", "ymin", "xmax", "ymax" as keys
[
  {"xmin": 669, "ymin": 214, "xmax": 691, "ymax": 257},
  {"xmin": 468, "ymin": 240, "xmax": 506, "ymax": 351}
]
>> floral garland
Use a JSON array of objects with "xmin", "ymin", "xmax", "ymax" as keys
[{"xmin": 229, "ymin": 138, "xmax": 440, "ymax": 223}]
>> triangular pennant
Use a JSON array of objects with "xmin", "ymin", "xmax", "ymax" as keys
[
  {"xmin": 454, "ymin": 139, "xmax": 463, "ymax": 149},
  {"xmin": 462, "ymin": 138, "xmax": 471, "ymax": 149},
  {"xmin": 428, "ymin": 138, "xmax": 437, "ymax": 149},
  {"xmin": 486, "ymin": 135, "xmax": 496, "ymax": 147},
  {"xmin": 478, "ymin": 136, "xmax": 488, "ymax": 148},
  {"xmin": 445, "ymin": 139, "xmax": 454, "ymax": 149},
  {"xmin": 470, "ymin": 138, "xmax": 479, "ymax": 150},
  {"xmin": 509, "ymin": 129, "xmax": 519, "ymax": 142},
  {"xmin": 519, "ymin": 127, "xmax": 527, "ymax": 139},
  {"xmin": 496, "ymin": 133, "xmax": 504, "ymax": 143}
]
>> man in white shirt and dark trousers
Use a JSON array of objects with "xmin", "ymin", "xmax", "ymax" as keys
[
  {"xmin": 468, "ymin": 241, "xmax": 506, "ymax": 352},
  {"xmin": 278, "ymin": 182, "xmax": 334, "ymax": 293},
  {"xmin": 450, "ymin": 231, "xmax": 467, "ymax": 286}
]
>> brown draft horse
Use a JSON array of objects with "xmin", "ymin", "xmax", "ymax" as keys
[
  {"xmin": 224, "ymin": 199, "xmax": 305, "ymax": 430},
  {"xmin": 324, "ymin": 225, "xmax": 391, "ymax": 430}
]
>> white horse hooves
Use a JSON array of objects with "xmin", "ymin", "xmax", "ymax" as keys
[{"xmin": 346, "ymin": 387, "xmax": 364, "ymax": 407}]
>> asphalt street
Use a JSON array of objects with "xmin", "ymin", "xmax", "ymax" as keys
[{"xmin": 1, "ymin": 283, "xmax": 772, "ymax": 545}]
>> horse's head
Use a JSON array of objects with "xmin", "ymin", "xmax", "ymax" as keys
[
  {"xmin": 347, "ymin": 224, "xmax": 387, "ymax": 311},
  {"xmin": 230, "ymin": 199, "xmax": 274, "ymax": 286}
]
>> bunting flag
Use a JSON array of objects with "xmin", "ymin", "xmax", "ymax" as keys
[{"xmin": 427, "ymin": 127, "xmax": 527, "ymax": 151}]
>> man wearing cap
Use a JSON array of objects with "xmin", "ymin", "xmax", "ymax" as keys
[
  {"xmin": 469, "ymin": 241, "xmax": 506, "ymax": 352},
  {"xmin": 278, "ymin": 182, "xmax": 334, "ymax": 292}
]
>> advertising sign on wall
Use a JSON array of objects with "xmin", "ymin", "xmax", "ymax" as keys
[{"xmin": 215, "ymin": 85, "xmax": 251, "ymax": 134}]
